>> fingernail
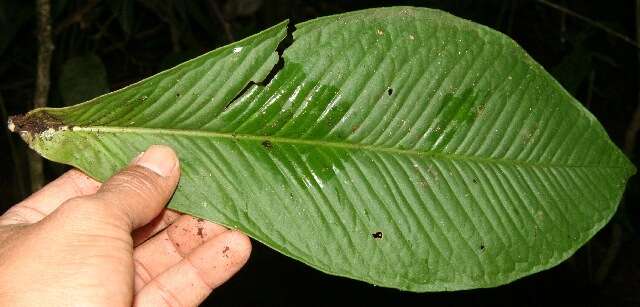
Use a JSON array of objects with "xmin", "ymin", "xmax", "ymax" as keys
[
  {"xmin": 130, "ymin": 151, "xmax": 144, "ymax": 164},
  {"xmin": 135, "ymin": 145, "xmax": 177, "ymax": 177}
]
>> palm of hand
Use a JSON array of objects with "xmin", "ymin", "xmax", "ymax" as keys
[{"xmin": 0, "ymin": 145, "xmax": 250, "ymax": 307}]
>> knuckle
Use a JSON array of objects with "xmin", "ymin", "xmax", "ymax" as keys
[
  {"xmin": 56, "ymin": 196, "xmax": 116, "ymax": 223},
  {"xmin": 55, "ymin": 195, "xmax": 133, "ymax": 234},
  {"xmin": 57, "ymin": 196, "xmax": 100, "ymax": 216}
]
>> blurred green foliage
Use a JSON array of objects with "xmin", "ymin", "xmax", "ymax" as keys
[{"xmin": 59, "ymin": 54, "xmax": 109, "ymax": 105}]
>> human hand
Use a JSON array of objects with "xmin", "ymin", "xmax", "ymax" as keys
[{"xmin": 0, "ymin": 145, "xmax": 251, "ymax": 306}]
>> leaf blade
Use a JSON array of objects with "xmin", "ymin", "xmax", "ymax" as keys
[{"xmin": 14, "ymin": 7, "xmax": 635, "ymax": 291}]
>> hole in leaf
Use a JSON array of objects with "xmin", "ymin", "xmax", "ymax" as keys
[
  {"xmin": 387, "ymin": 88, "xmax": 393, "ymax": 95},
  {"xmin": 372, "ymin": 231, "xmax": 383, "ymax": 239}
]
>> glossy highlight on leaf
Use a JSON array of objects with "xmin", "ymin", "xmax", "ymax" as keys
[{"xmin": 9, "ymin": 7, "xmax": 636, "ymax": 291}]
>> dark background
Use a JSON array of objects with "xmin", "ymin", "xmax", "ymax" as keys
[{"xmin": 1, "ymin": 0, "xmax": 639, "ymax": 306}]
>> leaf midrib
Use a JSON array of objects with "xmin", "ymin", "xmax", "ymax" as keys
[{"xmin": 69, "ymin": 125, "xmax": 625, "ymax": 170}]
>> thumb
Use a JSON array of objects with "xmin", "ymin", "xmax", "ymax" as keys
[{"xmin": 86, "ymin": 145, "xmax": 180, "ymax": 231}]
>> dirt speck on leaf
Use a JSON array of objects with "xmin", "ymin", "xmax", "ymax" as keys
[
  {"xmin": 372, "ymin": 231, "xmax": 383, "ymax": 239},
  {"xmin": 261, "ymin": 140, "xmax": 272, "ymax": 149}
]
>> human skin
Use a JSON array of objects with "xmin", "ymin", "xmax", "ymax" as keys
[{"xmin": 0, "ymin": 145, "xmax": 251, "ymax": 306}]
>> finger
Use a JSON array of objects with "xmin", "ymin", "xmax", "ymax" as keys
[
  {"xmin": 134, "ymin": 230, "xmax": 251, "ymax": 307},
  {"xmin": 132, "ymin": 209, "xmax": 181, "ymax": 246},
  {"xmin": 0, "ymin": 169, "xmax": 100, "ymax": 225},
  {"xmin": 133, "ymin": 216, "xmax": 227, "ymax": 291},
  {"xmin": 82, "ymin": 145, "xmax": 180, "ymax": 231}
]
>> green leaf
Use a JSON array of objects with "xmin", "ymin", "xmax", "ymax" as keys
[
  {"xmin": 9, "ymin": 7, "xmax": 635, "ymax": 291},
  {"xmin": 58, "ymin": 54, "xmax": 109, "ymax": 106}
]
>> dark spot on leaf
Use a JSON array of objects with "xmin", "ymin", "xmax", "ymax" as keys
[
  {"xmin": 351, "ymin": 125, "xmax": 359, "ymax": 133},
  {"xmin": 387, "ymin": 88, "xmax": 393, "ymax": 95},
  {"xmin": 261, "ymin": 140, "xmax": 272, "ymax": 149},
  {"xmin": 472, "ymin": 178, "xmax": 478, "ymax": 184},
  {"xmin": 480, "ymin": 244, "xmax": 485, "ymax": 251},
  {"xmin": 372, "ymin": 231, "xmax": 383, "ymax": 239}
]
